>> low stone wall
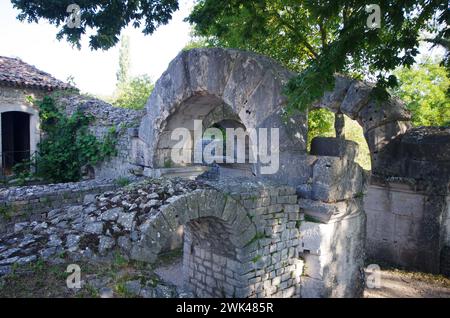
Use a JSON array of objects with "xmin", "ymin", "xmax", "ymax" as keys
[{"xmin": 0, "ymin": 179, "xmax": 118, "ymax": 234}]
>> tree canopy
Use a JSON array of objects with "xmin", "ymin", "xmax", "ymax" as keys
[
  {"xmin": 394, "ymin": 59, "xmax": 450, "ymax": 127},
  {"xmin": 11, "ymin": 0, "xmax": 179, "ymax": 50},
  {"xmin": 188, "ymin": 0, "xmax": 449, "ymax": 110},
  {"xmin": 12, "ymin": 0, "xmax": 449, "ymax": 114}
]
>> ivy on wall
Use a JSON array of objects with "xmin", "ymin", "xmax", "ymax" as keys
[{"xmin": 35, "ymin": 96, "xmax": 117, "ymax": 183}]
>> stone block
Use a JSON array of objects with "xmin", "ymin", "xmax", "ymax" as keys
[
  {"xmin": 311, "ymin": 157, "xmax": 364, "ymax": 202},
  {"xmin": 340, "ymin": 80, "xmax": 374, "ymax": 119},
  {"xmin": 312, "ymin": 75, "xmax": 353, "ymax": 113},
  {"xmin": 358, "ymin": 97, "xmax": 411, "ymax": 132},
  {"xmin": 310, "ymin": 137, "xmax": 359, "ymax": 162}
]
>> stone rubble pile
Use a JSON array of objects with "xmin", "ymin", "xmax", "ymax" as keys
[{"xmin": 0, "ymin": 178, "xmax": 207, "ymax": 276}]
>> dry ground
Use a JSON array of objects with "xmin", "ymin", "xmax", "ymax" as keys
[
  {"xmin": 364, "ymin": 267, "xmax": 450, "ymax": 298},
  {"xmin": 1, "ymin": 253, "xmax": 449, "ymax": 298}
]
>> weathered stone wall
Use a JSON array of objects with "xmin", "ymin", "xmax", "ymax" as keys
[
  {"xmin": 299, "ymin": 212, "xmax": 366, "ymax": 298},
  {"xmin": 297, "ymin": 137, "xmax": 366, "ymax": 297},
  {"xmin": 364, "ymin": 127, "xmax": 450, "ymax": 275},
  {"xmin": 183, "ymin": 216, "xmax": 241, "ymax": 298},
  {"xmin": 55, "ymin": 95, "xmax": 144, "ymax": 179},
  {"xmin": 0, "ymin": 179, "xmax": 119, "ymax": 234},
  {"xmin": 365, "ymin": 178, "xmax": 450, "ymax": 274},
  {"xmin": 0, "ymin": 86, "xmax": 46, "ymax": 105}
]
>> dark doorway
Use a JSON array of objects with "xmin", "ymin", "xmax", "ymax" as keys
[{"xmin": 1, "ymin": 112, "xmax": 30, "ymax": 175}]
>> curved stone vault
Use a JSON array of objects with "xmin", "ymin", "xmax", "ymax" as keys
[
  {"xmin": 312, "ymin": 75, "xmax": 412, "ymax": 171},
  {"xmin": 131, "ymin": 48, "xmax": 309, "ymax": 185}
]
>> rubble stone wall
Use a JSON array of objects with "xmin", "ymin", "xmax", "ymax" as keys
[
  {"xmin": 0, "ymin": 179, "xmax": 118, "ymax": 234},
  {"xmin": 55, "ymin": 94, "xmax": 144, "ymax": 180}
]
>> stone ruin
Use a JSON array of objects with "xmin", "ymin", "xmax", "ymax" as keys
[{"xmin": 0, "ymin": 48, "xmax": 449, "ymax": 297}]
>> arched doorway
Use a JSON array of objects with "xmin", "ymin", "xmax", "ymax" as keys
[
  {"xmin": 183, "ymin": 216, "xmax": 242, "ymax": 297},
  {"xmin": 1, "ymin": 111, "xmax": 31, "ymax": 175}
]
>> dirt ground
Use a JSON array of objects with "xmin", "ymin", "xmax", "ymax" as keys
[
  {"xmin": 154, "ymin": 259, "xmax": 450, "ymax": 298},
  {"xmin": 363, "ymin": 268, "xmax": 450, "ymax": 298},
  {"xmin": 1, "ymin": 253, "xmax": 450, "ymax": 298}
]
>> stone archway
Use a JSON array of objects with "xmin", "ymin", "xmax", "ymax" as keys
[
  {"xmin": 129, "ymin": 182, "xmax": 307, "ymax": 298},
  {"xmin": 311, "ymin": 75, "xmax": 412, "ymax": 172},
  {"xmin": 129, "ymin": 188, "xmax": 257, "ymax": 298},
  {"xmin": 132, "ymin": 48, "xmax": 309, "ymax": 185}
]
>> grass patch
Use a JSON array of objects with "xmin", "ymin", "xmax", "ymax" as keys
[
  {"xmin": 0, "ymin": 257, "xmax": 157, "ymax": 298},
  {"xmin": 115, "ymin": 177, "xmax": 131, "ymax": 187},
  {"xmin": 156, "ymin": 248, "xmax": 183, "ymax": 267}
]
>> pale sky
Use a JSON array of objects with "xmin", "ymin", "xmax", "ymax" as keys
[{"xmin": 0, "ymin": 0, "xmax": 195, "ymax": 96}]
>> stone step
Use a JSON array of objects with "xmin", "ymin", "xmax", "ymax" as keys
[{"xmin": 144, "ymin": 166, "xmax": 209, "ymax": 179}]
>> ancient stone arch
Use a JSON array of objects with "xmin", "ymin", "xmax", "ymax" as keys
[
  {"xmin": 311, "ymin": 75, "xmax": 412, "ymax": 172},
  {"xmin": 129, "ymin": 181, "xmax": 308, "ymax": 298},
  {"xmin": 132, "ymin": 48, "xmax": 309, "ymax": 184},
  {"xmin": 131, "ymin": 188, "xmax": 254, "ymax": 263}
]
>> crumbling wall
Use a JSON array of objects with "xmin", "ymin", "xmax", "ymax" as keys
[
  {"xmin": 298, "ymin": 137, "xmax": 366, "ymax": 297},
  {"xmin": 131, "ymin": 48, "xmax": 309, "ymax": 186},
  {"xmin": 0, "ymin": 179, "xmax": 119, "ymax": 234},
  {"xmin": 55, "ymin": 94, "xmax": 144, "ymax": 179}
]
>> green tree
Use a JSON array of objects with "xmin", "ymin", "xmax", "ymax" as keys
[
  {"xmin": 11, "ymin": 0, "xmax": 179, "ymax": 50},
  {"xmin": 188, "ymin": 0, "xmax": 449, "ymax": 111},
  {"xmin": 394, "ymin": 59, "xmax": 450, "ymax": 127},
  {"xmin": 112, "ymin": 35, "xmax": 154, "ymax": 109},
  {"xmin": 116, "ymin": 35, "xmax": 131, "ymax": 89},
  {"xmin": 113, "ymin": 75, "xmax": 154, "ymax": 110},
  {"xmin": 13, "ymin": 0, "xmax": 448, "ymax": 106}
]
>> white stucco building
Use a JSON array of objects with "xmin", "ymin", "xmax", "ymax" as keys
[{"xmin": 0, "ymin": 56, "xmax": 72, "ymax": 175}]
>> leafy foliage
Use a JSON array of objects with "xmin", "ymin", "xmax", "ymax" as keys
[
  {"xmin": 394, "ymin": 59, "xmax": 450, "ymax": 127},
  {"xmin": 113, "ymin": 75, "xmax": 154, "ymax": 110},
  {"xmin": 188, "ymin": 0, "xmax": 449, "ymax": 111},
  {"xmin": 111, "ymin": 35, "xmax": 154, "ymax": 109},
  {"xmin": 307, "ymin": 109, "xmax": 335, "ymax": 149},
  {"xmin": 11, "ymin": 0, "xmax": 179, "ymax": 50},
  {"xmin": 36, "ymin": 96, "xmax": 117, "ymax": 183}
]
